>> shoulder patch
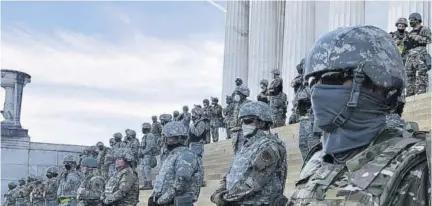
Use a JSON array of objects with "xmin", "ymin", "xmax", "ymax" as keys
[{"xmin": 254, "ymin": 144, "xmax": 279, "ymax": 171}]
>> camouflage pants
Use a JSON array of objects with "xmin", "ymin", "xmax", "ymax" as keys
[
  {"xmin": 44, "ymin": 199, "xmax": 57, "ymax": 206},
  {"xmin": 205, "ymin": 121, "xmax": 211, "ymax": 144},
  {"xmin": 140, "ymin": 155, "xmax": 152, "ymax": 182},
  {"xmin": 299, "ymin": 118, "xmax": 313, "ymax": 161},
  {"xmin": 210, "ymin": 127, "xmax": 219, "ymax": 143},
  {"xmin": 405, "ymin": 52, "xmax": 429, "ymax": 96}
]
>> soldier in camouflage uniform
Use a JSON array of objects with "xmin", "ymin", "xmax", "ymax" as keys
[
  {"xmin": 3, "ymin": 181, "xmax": 17, "ymax": 206},
  {"xmin": 173, "ymin": 110, "xmax": 181, "ymax": 122},
  {"xmin": 149, "ymin": 122, "xmax": 202, "ymax": 205},
  {"xmin": 390, "ymin": 17, "xmax": 409, "ymax": 64},
  {"xmin": 12, "ymin": 178, "xmax": 28, "ymax": 206},
  {"xmin": 104, "ymin": 134, "xmax": 122, "ymax": 180},
  {"xmin": 289, "ymin": 59, "xmax": 305, "ymax": 124},
  {"xmin": 231, "ymin": 85, "xmax": 252, "ymax": 154},
  {"xmin": 139, "ymin": 122, "xmax": 158, "ymax": 190},
  {"xmin": 202, "ymin": 99, "xmax": 212, "ymax": 144},
  {"xmin": 189, "ymin": 107, "xmax": 207, "ymax": 188},
  {"xmin": 286, "ymin": 25, "xmax": 430, "ymax": 205},
  {"xmin": 122, "ymin": 129, "xmax": 140, "ymax": 169},
  {"xmin": 151, "ymin": 115, "xmax": 163, "ymax": 151},
  {"xmin": 43, "ymin": 167, "xmax": 59, "ymax": 206},
  {"xmin": 210, "ymin": 97, "xmax": 223, "ymax": 143},
  {"xmin": 404, "ymin": 12, "xmax": 431, "ymax": 96},
  {"xmin": 257, "ymin": 79, "xmax": 269, "ymax": 104},
  {"xmin": 231, "ymin": 78, "xmax": 243, "ymax": 98},
  {"xmin": 78, "ymin": 148, "xmax": 91, "ymax": 170},
  {"xmin": 30, "ymin": 176, "xmax": 44, "ymax": 206},
  {"xmin": 102, "ymin": 148, "xmax": 139, "ymax": 205},
  {"xmin": 211, "ymin": 101, "xmax": 288, "ymax": 206},
  {"xmin": 159, "ymin": 114, "xmax": 173, "ymax": 163},
  {"xmin": 76, "ymin": 157, "xmax": 105, "ymax": 206},
  {"xmin": 223, "ymin": 95, "xmax": 235, "ymax": 140},
  {"xmin": 57, "ymin": 155, "xmax": 81, "ymax": 206},
  {"xmin": 179, "ymin": 105, "xmax": 192, "ymax": 130},
  {"xmin": 386, "ymin": 95, "xmax": 406, "ymax": 135},
  {"xmin": 268, "ymin": 69, "xmax": 288, "ymax": 128},
  {"xmin": 96, "ymin": 141, "xmax": 108, "ymax": 175}
]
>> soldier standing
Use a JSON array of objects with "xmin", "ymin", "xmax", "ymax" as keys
[
  {"xmin": 180, "ymin": 105, "xmax": 192, "ymax": 130},
  {"xmin": 289, "ymin": 59, "xmax": 305, "ymax": 124},
  {"xmin": 231, "ymin": 85, "xmax": 252, "ymax": 154},
  {"xmin": 159, "ymin": 113, "xmax": 173, "ymax": 163},
  {"xmin": 123, "ymin": 129, "xmax": 140, "ymax": 169},
  {"xmin": 390, "ymin": 18, "xmax": 409, "ymax": 64},
  {"xmin": 149, "ymin": 122, "xmax": 202, "ymax": 205},
  {"xmin": 202, "ymin": 99, "xmax": 212, "ymax": 144},
  {"xmin": 404, "ymin": 12, "xmax": 431, "ymax": 96},
  {"xmin": 173, "ymin": 110, "xmax": 181, "ymax": 122},
  {"xmin": 57, "ymin": 155, "xmax": 81, "ymax": 206},
  {"xmin": 211, "ymin": 101, "xmax": 288, "ymax": 206},
  {"xmin": 139, "ymin": 122, "xmax": 157, "ymax": 190},
  {"xmin": 43, "ymin": 167, "xmax": 59, "ymax": 206},
  {"xmin": 257, "ymin": 79, "xmax": 269, "ymax": 104},
  {"xmin": 287, "ymin": 25, "xmax": 430, "ymax": 205},
  {"xmin": 95, "ymin": 141, "xmax": 108, "ymax": 175},
  {"xmin": 151, "ymin": 115, "xmax": 163, "ymax": 151},
  {"xmin": 102, "ymin": 148, "xmax": 139, "ymax": 205},
  {"xmin": 268, "ymin": 69, "xmax": 288, "ymax": 128},
  {"xmin": 76, "ymin": 157, "xmax": 105, "ymax": 206},
  {"xmin": 222, "ymin": 95, "xmax": 235, "ymax": 140},
  {"xmin": 13, "ymin": 178, "xmax": 28, "ymax": 206},
  {"xmin": 210, "ymin": 97, "xmax": 223, "ymax": 143},
  {"xmin": 189, "ymin": 107, "xmax": 207, "ymax": 187},
  {"xmin": 3, "ymin": 181, "xmax": 17, "ymax": 206},
  {"xmin": 30, "ymin": 177, "xmax": 44, "ymax": 206},
  {"xmin": 231, "ymin": 78, "xmax": 243, "ymax": 98}
]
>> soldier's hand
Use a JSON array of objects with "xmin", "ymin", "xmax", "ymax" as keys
[{"xmin": 395, "ymin": 40, "xmax": 401, "ymax": 45}]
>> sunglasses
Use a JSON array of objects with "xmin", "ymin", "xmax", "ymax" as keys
[{"xmin": 242, "ymin": 118, "xmax": 255, "ymax": 125}]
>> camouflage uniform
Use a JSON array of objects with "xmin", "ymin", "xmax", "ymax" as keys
[
  {"xmin": 3, "ymin": 181, "xmax": 17, "ymax": 206},
  {"xmin": 102, "ymin": 148, "xmax": 140, "ymax": 206},
  {"xmin": 257, "ymin": 79, "xmax": 269, "ymax": 104},
  {"xmin": 43, "ymin": 167, "xmax": 59, "ymax": 206},
  {"xmin": 122, "ymin": 130, "xmax": 140, "ymax": 169},
  {"xmin": 77, "ymin": 157, "xmax": 105, "ymax": 206},
  {"xmin": 202, "ymin": 99, "xmax": 212, "ymax": 144},
  {"xmin": 57, "ymin": 155, "xmax": 81, "ymax": 206},
  {"xmin": 287, "ymin": 25, "xmax": 430, "ymax": 205},
  {"xmin": 268, "ymin": 69, "xmax": 287, "ymax": 128},
  {"xmin": 12, "ymin": 178, "xmax": 28, "ymax": 206},
  {"xmin": 210, "ymin": 97, "xmax": 223, "ymax": 143},
  {"xmin": 159, "ymin": 114, "xmax": 173, "ymax": 163},
  {"xmin": 151, "ymin": 116, "xmax": 163, "ymax": 150},
  {"xmin": 189, "ymin": 107, "xmax": 207, "ymax": 187},
  {"xmin": 30, "ymin": 177, "xmax": 44, "ymax": 206},
  {"xmin": 104, "ymin": 134, "xmax": 122, "ymax": 180},
  {"xmin": 306, "ymin": 111, "xmax": 321, "ymax": 151},
  {"xmin": 140, "ymin": 122, "xmax": 157, "ymax": 190},
  {"xmin": 231, "ymin": 85, "xmax": 252, "ymax": 154},
  {"xmin": 211, "ymin": 101, "xmax": 288, "ymax": 205},
  {"xmin": 298, "ymin": 115, "xmax": 313, "ymax": 160},
  {"xmin": 404, "ymin": 13, "xmax": 431, "ymax": 96},
  {"xmin": 222, "ymin": 96, "xmax": 235, "ymax": 139},
  {"xmin": 289, "ymin": 60, "xmax": 305, "ymax": 125},
  {"xmin": 173, "ymin": 111, "xmax": 181, "ymax": 122},
  {"xmin": 150, "ymin": 122, "xmax": 202, "ymax": 205},
  {"xmin": 390, "ymin": 17, "xmax": 409, "ymax": 64},
  {"xmin": 179, "ymin": 105, "xmax": 192, "ymax": 130},
  {"xmin": 96, "ymin": 141, "xmax": 108, "ymax": 175}
]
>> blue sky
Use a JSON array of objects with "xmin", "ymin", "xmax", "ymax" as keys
[{"xmin": 1, "ymin": 1, "xmax": 226, "ymax": 145}]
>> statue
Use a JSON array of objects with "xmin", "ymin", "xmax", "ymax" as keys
[
  {"xmin": 267, "ymin": 69, "xmax": 287, "ymax": 128},
  {"xmin": 257, "ymin": 79, "xmax": 269, "ymax": 104}
]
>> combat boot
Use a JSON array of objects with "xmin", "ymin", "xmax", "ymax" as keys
[
  {"xmin": 140, "ymin": 181, "xmax": 153, "ymax": 190},
  {"xmin": 201, "ymin": 180, "xmax": 206, "ymax": 187}
]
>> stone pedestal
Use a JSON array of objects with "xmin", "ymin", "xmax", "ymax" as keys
[{"xmin": 222, "ymin": 1, "xmax": 250, "ymax": 106}]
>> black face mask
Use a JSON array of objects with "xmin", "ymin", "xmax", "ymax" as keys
[
  {"xmin": 65, "ymin": 165, "xmax": 71, "ymax": 170},
  {"xmin": 167, "ymin": 143, "xmax": 182, "ymax": 151},
  {"xmin": 46, "ymin": 174, "xmax": 53, "ymax": 179},
  {"xmin": 397, "ymin": 29, "xmax": 405, "ymax": 33}
]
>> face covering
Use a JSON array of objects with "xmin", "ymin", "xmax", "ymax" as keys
[
  {"xmin": 234, "ymin": 95, "xmax": 241, "ymax": 102},
  {"xmin": 242, "ymin": 124, "xmax": 257, "ymax": 138},
  {"xmin": 46, "ymin": 174, "xmax": 52, "ymax": 179},
  {"xmin": 409, "ymin": 21, "xmax": 418, "ymax": 28},
  {"xmin": 311, "ymin": 84, "xmax": 388, "ymax": 155},
  {"xmin": 64, "ymin": 164, "xmax": 72, "ymax": 170}
]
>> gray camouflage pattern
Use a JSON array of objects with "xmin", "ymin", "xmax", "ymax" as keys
[
  {"xmin": 268, "ymin": 70, "xmax": 287, "ymax": 128},
  {"xmin": 231, "ymin": 98, "xmax": 251, "ymax": 153},
  {"xmin": 212, "ymin": 130, "xmax": 287, "ymax": 205},
  {"xmin": 223, "ymin": 95, "xmax": 235, "ymax": 139},
  {"xmin": 30, "ymin": 178, "xmax": 44, "ymax": 206},
  {"xmin": 42, "ymin": 176, "xmax": 58, "ymax": 204},
  {"xmin": 3, "ymin": 183, "xmax": 16, "ymax": 206},
  {"xmin": 102, "ymin": 166, "xmax": 139, "ymax": 205},
  {"xmin": 76, "ymin": 170, "xmax": 105, "ymax": 206},
  {"xmin": 152, "ymin": 146, "xmax": 202, "ymax": 204},
  {"xmin": 57, "ymin": 169, "xmax": 81, "ymax": 201},
  {"xmin": 140, "ymin": 132, "xmax": 157, "ymax": 184},
  {"xmin": 202, "ymin": 103, "xmax": 212, "ymax": 144},
  {"xmin": 298, "ymin": 116, "xmax": 313, "ymax": 161},
  {"xmin": 210, "ymin": 99, "xmax": 223, "ymax": 143}
]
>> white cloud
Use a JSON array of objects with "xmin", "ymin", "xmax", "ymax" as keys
[{"xmin": 1, "ymin": 25, "xmax": 224, "ymax": 146}]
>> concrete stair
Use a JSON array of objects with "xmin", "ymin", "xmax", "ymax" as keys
[{"xmin": 137, "ymin": 92, "xmax": 431, "ymax": 205}]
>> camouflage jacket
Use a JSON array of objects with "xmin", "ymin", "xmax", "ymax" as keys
[
  {"xmin": 122, "ymin": 138, "xmax": 140, "ymax": 159},
  {"xmin": 140, "ymin": 133, "xmax": 157, "ymax": 156},
  {"xmin": 180, "ymin": 112, "xmax": 191, "ymax": 128},
  {"xmin": 268, "ymin": 77, "xmax": 283, "ymax": 95},
  {"xmin": 405, "ymin": 25, "xmax": 431, "ymax": 53},
  {"xmin": 3, "ymin": 188, "xmax": 16, "ymax": 206},
  {"xmin": 390, "ymin": 30, "xmax": 409, "ymax": 55},
  {"xmin": 104, "ymin": 148, "xmax": 115, "ymax": 166},
  {"xmin": 189, "ymin": 119, "xmax": 206, "ymax": 143},
  {"xmin": 232, "ymin": 99, "xmax": 252, "ymax": 128},
  {"xmin": 151, "ymin": 121, "xmax": 163, "ymax": 138},
  {"xmin": 97, "ymin": 147, "xmax": 108, "ymax": 170},
  {"xmin": 30, "ymin": 183, "xmax": 44, "ymax": 204},
  {"xmin": 288, "ymin": 130, "xmax": 430, "ymax": 205},
  {"xmin": 223, "ymin": 102, "xmax": 236, "ymax": 128},
  {"xmin": 216, "ymin": 131, "xmax": 287, "ymax": 204},
  {"xmin": 77, "ymin": 170, "xmax": 105, "ymax": 205},
  {"xmin": 13, "ymin": 185, "xmax": 30, "ymax": 203},
  {"xmin": 57, "ymin": 169, "xmax": 81, "ymax": 199},
  {"xmin": 103, "ymin": 166, "xmax": 139, "ymax": 205},
  {"xmin": 153, "ymin": 146, "xmax": 202, "ymax": 204},
  {"xmin": 43, "ymin": 177, "xmax": 58, "ymax": 201},
  {"xmin": 210, "ymin": 104, "xmax": 223, "ymax": 127},
  {"xmin": 202, "ymin": 106, "xmax": 211, "ymax": 121}
]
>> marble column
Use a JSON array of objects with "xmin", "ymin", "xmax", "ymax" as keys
[
  {"xmin": 281, "ymin": 1, "xmax": 316, "ymax": 119},
  {"xmin": 328, "ymin": 1, "xmax": 365, "ymax": 30},
  {"xmin": 387, "ymin": 1, "xmax": 431, "ymax": 91},
  {"xmin": 221, "ymin": 1, "xmax": 250, "ymax": 107},
  {"xmin": 247, "ymin": 1, "xmax": 284, "ymax": 100}
]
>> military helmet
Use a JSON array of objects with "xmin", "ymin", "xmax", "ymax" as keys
[
  {"xmin": 238, "ymin": 101, "xmax": 273, "ymax": 123},
  {"xmin": 47, "ymin": 166, "xmax": 58, "ymax": 175},
  {"xmin": 96, "ymin": 141, "xmax": 104, "ymax": 147},
  {"xmin": 8, "ymin": 181, "xmax": 17, "ymax": 189},
  {"xmin": 128, "ymin": 130, "xmax": 136, "ymax": 137},
  {"xmin": 151, "ymin": 115, "xmax": 157, "ymax": 120},
  {"xmin": 113, "ymin": 148, "xmax": 135, "ymax": 162},
  {"xmin": 260, "ymin": 79, "xmax": 268, "ymax": 86},
  {"xmin": 271, "ymin": 69, "xmax": 281, "ymax": 75},
  {"xmin": 395, "ymin": 17, "xmax": 408, "ymax": 26},
  {"xmin": 183, "ymin": 105, "xmax": 189, "ymax": 111},
  {"xmin": 142, "ymin": 122, "xmax": 152, "ymax": 129},
  {"xmin": 235, "ymin": 78, "xmax": 243, "ymax": 83},
  {"xmin": 203, "ymin": 99, "xmax": 209, "ymax": 104},
  {"xmin": 162, "ymin": 121, "xmax": 188, "ymax": 137},
  {"xmin": 27, "ymin": 174, "xmax": 36, "ymax": 182},
  {"xmin": 191, "ymin": 107, "xmax": 203, "ymax": 116},
  {"xmin": 18, "ymin": 178, "xmax": 26, "ymax": 185},
  {"xmin": 211, "ymin": 97, "xmax": 218, "ymax": 102},
  {"xmin": 304, "ymin": 25, "xmax": 405, "ymax": 92},
  {"xmin": 63, "ymin": 154, "xmax": 77, "ymax": 164},
  {"xmin": 296, "ymin": 58, "xmax": 305, "ymax": 74},
  {"xmin": 173, "ymin": 110, "xmax": 180, "ymax": 116},
  {"xmin": 160, "ymin": 114, "xmax": 172, "ymax": 122},
  {"xmin": 80, "ymin": 157, "xmax": 98, "ymax": 168},
  {"xmin": 235, "ymin": 85, "xmax": 250, "ymax": 97},
  {"xmin": 34, "ymin": 176, "xmax": 43, "ymax": 184},
  {"xmin": 408, "ymin": 12, "xmax": 422, "ymax": 21},
  {"xmin": 113, "ymin": 132, "xmax": 122, "ymax": 139},
  {"xmin": 109, "ymin": 137, "xmax": 115, "ymax": 144}
]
